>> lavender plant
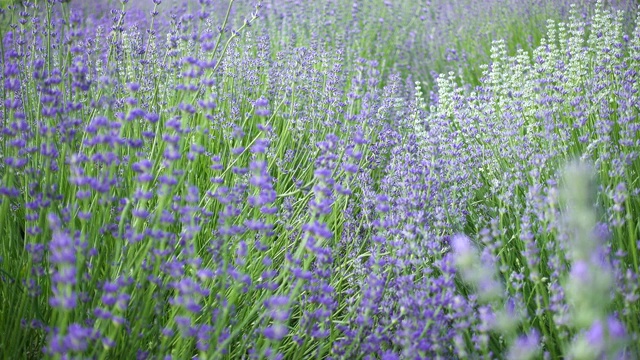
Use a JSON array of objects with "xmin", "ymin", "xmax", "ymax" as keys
[
  {"xmin": 1, "ymin": 0, "xmax": 640, "ymax": 359},
  {"xmin": 413, "ymin": 2, "xmax": 640, "ymax": 357}
]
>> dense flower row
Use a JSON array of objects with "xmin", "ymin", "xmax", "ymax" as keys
[
  {"xmin": 412, "ymin": 4, "xmax": 640, "ymax": 358},
  {"xmin": 0, "ymin": 0, "xmax": 639, "ymax": 359}
]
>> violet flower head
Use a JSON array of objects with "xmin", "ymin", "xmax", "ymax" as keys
[
  {"xmin": 507, "ymin": 330, "xmax": 541, "ymax": 360},
  {"xmin": 254, "ymin": 97, "xmax": 270, "ymax": 117},
  {"xmin": 263, "ymin": 324, "xmax": 288, "ymax": 341}
]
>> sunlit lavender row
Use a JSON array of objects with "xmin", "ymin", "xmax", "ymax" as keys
[{"xmin": 1, "ymin": 0, "xmax": 640, "ymax": 359}]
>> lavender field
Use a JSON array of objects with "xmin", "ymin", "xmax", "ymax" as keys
[{"xmin": 2, "ymin": 0, "xmax": 640, "ymax": 358}]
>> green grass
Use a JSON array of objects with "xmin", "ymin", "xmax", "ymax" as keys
[{"xmin": 1, "ymin": 0, "xmax": 639, "ymax": 358}]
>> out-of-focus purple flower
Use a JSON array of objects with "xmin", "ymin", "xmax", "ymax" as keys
[
  {"xmin": 586, "ymin": 316, "xmax": 627, "ymax": 347},
  {"xmin": 507, "ymin": 330, "xmax": 541, "ymax": 360},
  {"xmin": 381, "ymin": 350, "xmax": 400, "ymax": 360},
  {"xmin": 251, "ymin": 139, "xmax": 270, "ymax": 154},
  {"xmin": 263, "ymin": 324, "xmax": 288, "ymax": 341},
  {"xmin": 451, "ymin": 234, "xmax": 474, "ymax": 267},
  {"xmin": 126, "ymin": 82, "xmax": 140, "ymax": 92},
  {"xmin": 254, "ymin": 97, "xmax": 270, "ymax": 117},
  {"xmin": 571, "ymin": 315, "xmax": 628, "ymax": 359}
]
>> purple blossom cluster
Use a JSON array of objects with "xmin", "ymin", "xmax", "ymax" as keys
[{"xmin": 1, "ymin": 0, "xmax": 640, "ymax": 359}]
